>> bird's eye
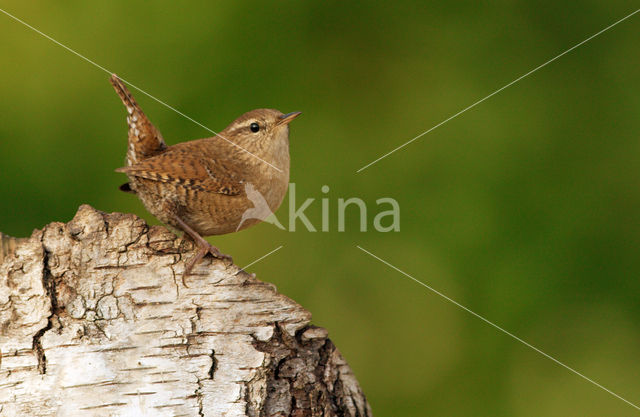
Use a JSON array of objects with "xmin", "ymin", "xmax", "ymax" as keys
[{"xmin": 250, "ymin": 122, "xmax": 260, "ymax": 133}]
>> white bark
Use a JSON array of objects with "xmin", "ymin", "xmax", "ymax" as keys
[{"xmin": 0, "ymin": 205, "xmax": 372, "ymax": 417}]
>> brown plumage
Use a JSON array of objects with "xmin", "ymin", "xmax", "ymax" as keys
[
  {"xmin": 110, "ymin": 74, "xmax": 300, "ymax": 276},
  {"xmin": 110, "ymin": 75, "xmax": 167, "ymax": 166}
]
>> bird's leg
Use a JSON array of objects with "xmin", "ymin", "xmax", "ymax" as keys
[{"xmin": 172, "ymin": 214, "xmax": 232, "ymax": 278}]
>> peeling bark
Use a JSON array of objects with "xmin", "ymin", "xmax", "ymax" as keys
[{"xmin": 0, "ymin": 205, "xmax": 372, "ymax": 417}]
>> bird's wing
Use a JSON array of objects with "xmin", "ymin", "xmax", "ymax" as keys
[{"xmin": 116, "ymin": 147, "xmax": 244, "ymax": 196}]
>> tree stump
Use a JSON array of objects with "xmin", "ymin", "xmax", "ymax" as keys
[{"xmin": 0, "ymin": 205, "xmax": 372, "ymax": 417}]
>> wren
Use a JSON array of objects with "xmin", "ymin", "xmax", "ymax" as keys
[{"xmin": 110, "ymin": 74, "xmax": 300, "ymax": 276}]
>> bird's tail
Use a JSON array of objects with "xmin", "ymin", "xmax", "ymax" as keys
[{"xmin": 110, "ymin": 74, "xmax": 167, "ymax": 166}]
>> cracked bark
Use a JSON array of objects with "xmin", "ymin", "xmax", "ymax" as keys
[{"xmin": 0, "ymin": 205, "xmax": 372, "ymax": 417}]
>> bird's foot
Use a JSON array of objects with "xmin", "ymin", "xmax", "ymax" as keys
[
  {"xmin": 205, "ymin": 243, "xmax": 233, "ymax": 263},
  {"xmin": 182, "ymin": 242, "xmax": 233, "ymax": 287},
  {"xmin": 171, "ymin": 214, "xmax": 233, "ymax": 285}
]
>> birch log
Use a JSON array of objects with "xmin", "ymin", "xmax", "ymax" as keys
[{"xmin": 0, "ymin": 205, "xmax": 372, "ymax": 417}]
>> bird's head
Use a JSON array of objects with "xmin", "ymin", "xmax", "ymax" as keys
[{"xmin": 220, "ymin": 109, "xmax": 301, "ymax": 158}]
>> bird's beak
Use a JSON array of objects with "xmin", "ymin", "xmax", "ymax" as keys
[{"xmin": 277, "ymin": 111, "xmax": 302, "ymax": 126}]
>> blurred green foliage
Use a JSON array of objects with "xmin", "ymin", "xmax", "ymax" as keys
[{"xmin": 1, "ymin": 2, "xmax": 639, "ymax": 415}]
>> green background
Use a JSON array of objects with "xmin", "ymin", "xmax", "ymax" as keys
[{"xmin": 1, "ymin": 2, "xmax": 639, "ymax": 415}]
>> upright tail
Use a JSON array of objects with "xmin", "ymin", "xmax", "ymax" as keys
[{"xmin": 110, "ymin": 74, "xmax": 167, "ymax": 166}]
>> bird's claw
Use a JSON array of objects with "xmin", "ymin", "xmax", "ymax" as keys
[
  {"xmin": 182, "ymin": 243, "xmax": 232, "ymax": 287},
  {"xmin": 207, "ymin": 244, "xmax": 233, "ymax": 263}
]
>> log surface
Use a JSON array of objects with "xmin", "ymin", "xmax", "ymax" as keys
[{"xmin": 0, "ymin": 205, "xmax": 372, "ymax": 417}]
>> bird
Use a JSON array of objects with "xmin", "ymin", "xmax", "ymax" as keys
[{"xmin": 109, "ymin": 74, "xmax": 300, "ymax": 276}]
